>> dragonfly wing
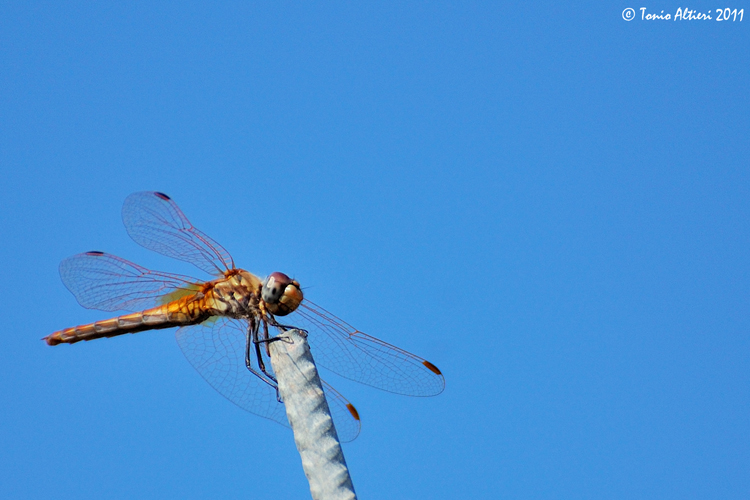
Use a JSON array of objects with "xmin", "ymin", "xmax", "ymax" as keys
[
  {"xmin": 60, "ymin": 252, "xmax": 200, "ymax": 312},
  {"xmin": 122, "ymin": 191, "xmax": 234, "ymax": 275},
  {"xmin": 256, "ymin": 329, "xmax": 361, "ymax": 442},
  {"xmin": 176, "ymin": 318, "xmax": 361, "ymax": 441},
  {"xmin": 290, "ymin": 302, "xmax": 446, "ymax": 397},
  {"xmin": 176, "ymin": 318, "xmax": 289, "ymax": 428},
  {"xmin": 321, "ymin": 380, "xmax": 361, "ymax": 443}
]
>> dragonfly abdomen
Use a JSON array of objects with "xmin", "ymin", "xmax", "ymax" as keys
[{"xmin": 45, "ymin": 295, "xmax": 211, "ymax": 345}]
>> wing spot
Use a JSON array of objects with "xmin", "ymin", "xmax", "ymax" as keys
[
  {"xmin": 85, "ymin": 251, "xmax": 105, "ymax": 256},
  {"xmin": 155, "ymin": 192, "xmax": 171, "ymax": 200},
  {"xmin": 346, "ymin": 403, "xmax": 360, "ymax": 421},
  {"xmin": 423, "ymin": 360, "xmax": 442, "ymax": 375}
]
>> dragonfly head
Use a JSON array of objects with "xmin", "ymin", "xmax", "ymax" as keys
[{"xmin": 262, "ymin": 272, "xmax": 303, "ymax": 316}]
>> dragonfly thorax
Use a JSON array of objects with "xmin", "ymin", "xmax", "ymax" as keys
[{"xmin": 262, "ymin": 272, "xmax": 303, "ymax": 316}]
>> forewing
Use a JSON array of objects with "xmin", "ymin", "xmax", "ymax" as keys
[
  {"xmin": 176, "ymin": 318, "xmax": 361, "ymax": 441},
  {"xmin": 59, "ymin": 252, "xmax": 200, "ymax": 312},
  {"xmin": 122, "ymin": 191, "xmax": 234, "ymax": 275},
  {"xmin": 289, "ymin": 301, "xmax": 446, "ymax": 397}
]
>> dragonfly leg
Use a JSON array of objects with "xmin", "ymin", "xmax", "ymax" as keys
[
  {"xmin": 263, "ymin": 320, "xmax": 272, "ymax": 357},
  {"xmin": 245, "ymin": 321, "xmax": 278, "ymax": 386},
  {"xmin": 254, "ymin": 320, "xmax": 294, "ymax": 347},
  {"xmin": 268, "ymin": 316, "xmax": 308, "ymax": 336},
  {"xmin": 250, "ymin": 320, "xmax": 279, "ymax": 385}
]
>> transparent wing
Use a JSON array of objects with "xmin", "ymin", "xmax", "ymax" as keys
[
  {"xmin": 320, "ymin": 380, "xmax": 362, "ymax": 443},
  {"xmin": 59, "ymin": 251, "xmax": 201, "ymax": 312},
  {"xmin": 287, "ymin": 301, "xmax": 445, "ymax": 397},
  {"xmin": 122, "ymin": 191, "xmax": 234, "ymax": 275},
  {"xmin": 176, "ymin": 318, "xmax": 361, "ymax": 442}
]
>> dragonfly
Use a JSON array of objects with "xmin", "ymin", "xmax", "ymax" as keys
[{"xmin": 45, "ymin": 192, "xmax": 444, "ymax": 442}]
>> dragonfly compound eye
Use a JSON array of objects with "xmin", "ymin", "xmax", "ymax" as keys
[
  {"xmin": 262, "ymin": 272, "xmax": 290, "ymax": 304},
  {"xmin": 263, "ymin": 273, "xmax": 303, "ymax": 316}
]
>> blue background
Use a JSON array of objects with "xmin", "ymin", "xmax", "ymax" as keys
[{"xmin": 2, "ymin": 2, "xmax": 748, "ymax": 499}]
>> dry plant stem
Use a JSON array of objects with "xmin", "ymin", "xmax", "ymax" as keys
[{"xmin": 269, "ymin": 329, "xmax": 357, "ymax": 500}]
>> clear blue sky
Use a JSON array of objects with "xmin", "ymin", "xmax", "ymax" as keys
[{"xmin": 1, "ymin": 3, "xmax": 748, "ymax": 499}]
